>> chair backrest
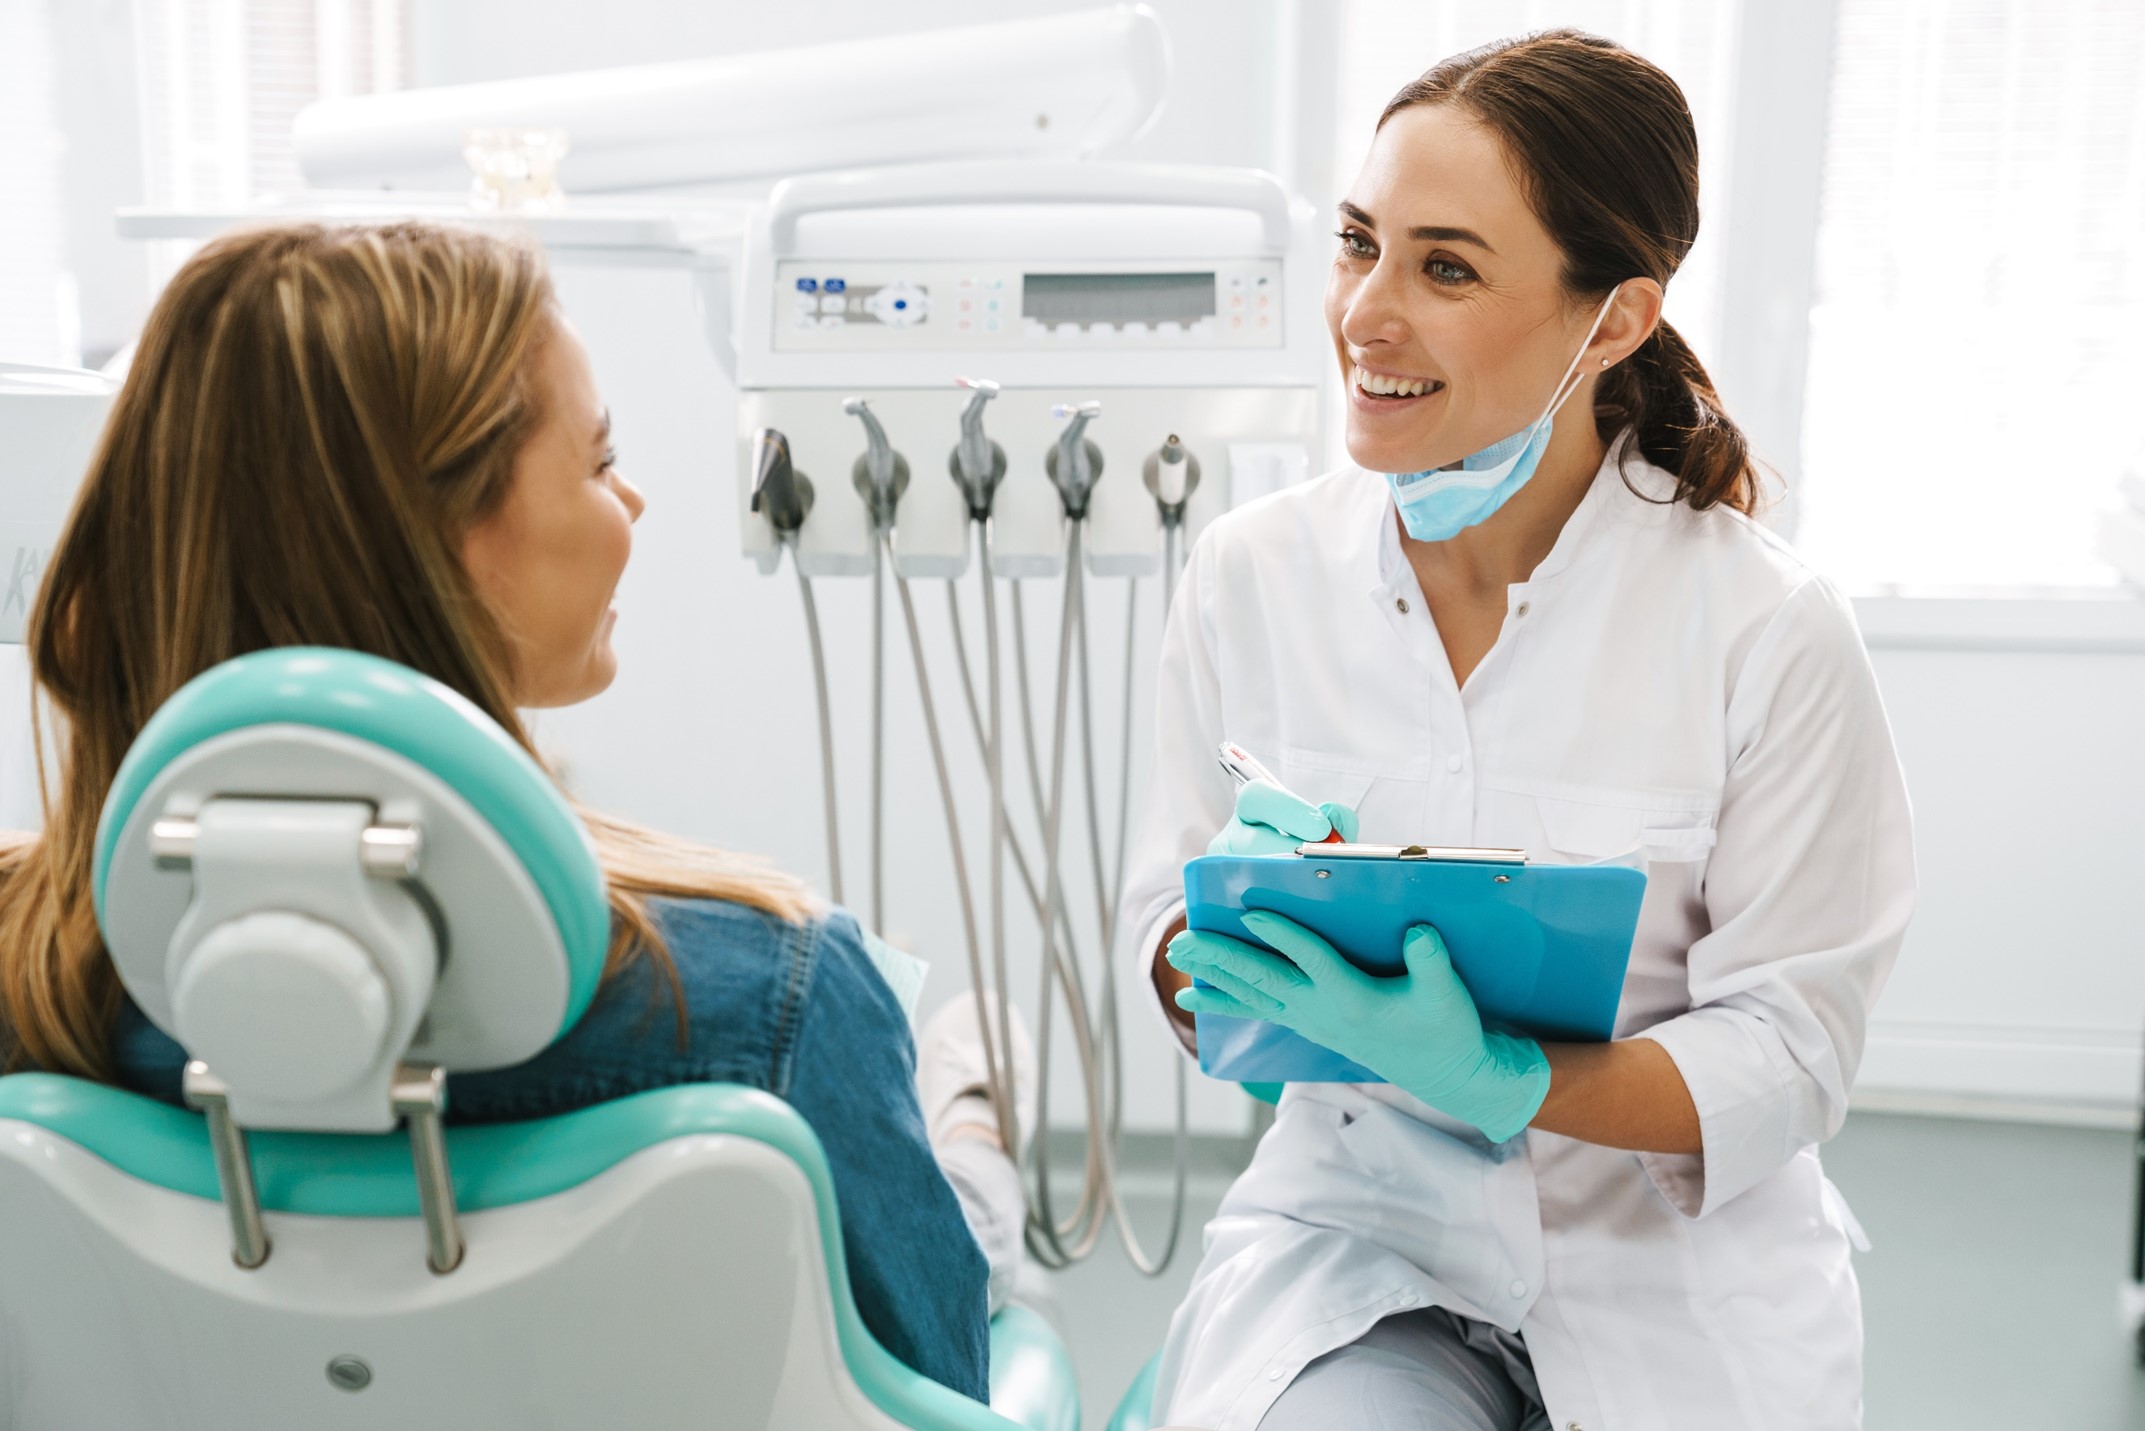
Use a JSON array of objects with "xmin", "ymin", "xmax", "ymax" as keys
[{"xmin": 0, "ymin": 1076, "xmax": 1033, "ymax": 1430}]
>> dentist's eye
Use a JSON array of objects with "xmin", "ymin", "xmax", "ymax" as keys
[
  {"xmin": 1334, "ymin": 229, "xmax": 1376, "ymax": 260},
  {"xmin": 598, "ymin": 447, "xmax": 619, "ymax": 475},
  {"xmin": 1426, "ymin": 258, "xmax": 1474, "ymax": 286}
]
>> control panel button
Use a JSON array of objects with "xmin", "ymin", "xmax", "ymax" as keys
[
  {"xmin": 868, "ymin": 281, "xmax": 929, "ymax": 327},
  {"xmin": 819, "ymin": 294, "xmax": 847, "ymax": 314},
  {"xmin": 794, "ymin": 276, "xmax": 819, "ymax": 293},
  {"xmin": 823, "ymin": 277, "xmax": 847, "ymax": 294}
]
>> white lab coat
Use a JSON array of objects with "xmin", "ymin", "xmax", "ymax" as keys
[{"xmin": 1120, "ymin": 439, "xmax": 1915, "ymax": 1431}]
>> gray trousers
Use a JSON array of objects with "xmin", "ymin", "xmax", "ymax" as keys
[
  {"xmin": 1257, "ymin": 1307, "xmax": 1550, "ymax": 1431},
  {"xmin": 935, "ymin": 1134, "xmax": 1026, "ymax": 1314}
]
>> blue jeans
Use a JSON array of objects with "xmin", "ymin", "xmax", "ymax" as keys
[{"xmin": 111, "ymin": 897, "xmax": 992, "ymax": 1402}]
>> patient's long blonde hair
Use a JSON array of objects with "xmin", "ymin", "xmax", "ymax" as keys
[{"xmin": 0, "ymin": 222, "xmax": 818, "ymax": 1078}]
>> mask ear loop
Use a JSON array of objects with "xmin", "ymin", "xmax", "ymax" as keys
[{"xmin": 1540, "ymin": 281, "xmax": 1626, "ymax": 423}]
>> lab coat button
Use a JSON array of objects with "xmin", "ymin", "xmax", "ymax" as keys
[
  {"xmin": 1509, "ymin": 1279, "xmax": 1528, "ymax": 1297},
  {"xmin": 1395, "ymin": 597, "xmax": 1409, "ymax": 614},
  {"xmin": 1267, "ymin": 1367, "xmax": 1285, "ymax": 1381},
  {"xmin": 1445, "ymin": 754, "xmax": 1464, "ymax": 773},
  {"xmin": 1516, "ymin": 600, "xmax": 1531, "ymax": 618}
]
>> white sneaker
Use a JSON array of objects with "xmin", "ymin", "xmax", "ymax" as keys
[{"xmin": 917, "ymin": 989, "xmax": 1038, "ymax": 1156}]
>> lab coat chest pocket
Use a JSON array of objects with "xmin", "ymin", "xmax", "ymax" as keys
[
  {"xmin": 1279, "ymin": 747, "xmax": 1421, "ymax": 841},
  {"xmin": 1532, "ymin": 792, "xmax": 1719, "ymax": 871}
]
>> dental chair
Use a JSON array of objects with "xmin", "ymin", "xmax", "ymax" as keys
[{"xmin": 0, "ymin": 647, "xmax": 1077, "ymax": 1431}]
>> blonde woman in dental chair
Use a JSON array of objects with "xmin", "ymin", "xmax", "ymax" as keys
[{"xmin": 0, "ymin": 222, "xmax": 1029, "ymax": 1403}]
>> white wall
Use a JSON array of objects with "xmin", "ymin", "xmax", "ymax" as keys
[{"xmin": 1855, "ymin": 600, "xmax": 2145, "ymax": 1116}]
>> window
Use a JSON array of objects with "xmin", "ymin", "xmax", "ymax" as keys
[
  {"xmin": 134, "ymin": 0, "xmax": 405, "ymax": 207},
  {"xmin": 1795, "ymin": 0, "xmax": 2145, "ymax": 591},
  {"xmin": 0, "ymin": 2, "xmax": 75, "ymax": 366}
]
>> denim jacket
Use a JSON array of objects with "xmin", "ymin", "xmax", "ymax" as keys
[{"xmin": 111, "ymin": 897, "xmax": 992, "ymax": 1401}]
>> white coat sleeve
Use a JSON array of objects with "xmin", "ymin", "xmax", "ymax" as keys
[
  {"xmin": 1634, "ymin": 576, "xmax": 1915, "ymax": 1217},
  {"xmin": 1117, "ymin": 534, "xmax": 1239, "ymax": 1053}
]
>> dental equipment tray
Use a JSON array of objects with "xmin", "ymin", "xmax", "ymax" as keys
[{"xmin": 1182, "ymin": 848, "xmax": 1646, "ymax": 1085}]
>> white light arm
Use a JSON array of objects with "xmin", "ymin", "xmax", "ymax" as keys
[
  {"xmin": 294, "ymin": 5, "xmax": 1170, "ymax": 194},
  {"xmin": 765, "ymin": 160, "xmax": 1294, "ymax": 256}
]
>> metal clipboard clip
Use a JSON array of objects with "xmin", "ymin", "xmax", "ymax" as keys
[{"xmin": 1294, "ymin": 842, "xmax": 1528, "ymax": 864}]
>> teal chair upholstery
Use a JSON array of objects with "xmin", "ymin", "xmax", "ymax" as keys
[{"xmin": 1107, "ymin": 1350, "xmax": 1164, "ymax": 1431}]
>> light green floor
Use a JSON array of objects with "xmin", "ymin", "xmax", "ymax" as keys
[{"xmin": 1035, "ymin": 1110, "xmax": 2145, "ymax": 1428}]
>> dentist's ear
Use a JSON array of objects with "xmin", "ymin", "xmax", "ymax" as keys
[{"xmin": 1589, "ymin": 278, "xmax": 1665, "ymax": 372}]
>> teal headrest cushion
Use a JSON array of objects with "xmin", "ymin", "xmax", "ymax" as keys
[{"xmin": 92, "ymin": 647, "xmax": 610, "ymax": 1035}]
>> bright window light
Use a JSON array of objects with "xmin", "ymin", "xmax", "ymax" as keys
[
  {"xmin": 0, "ymin": 1, "xmax": 74, "ymax": 366},
  {"xmin": 1796, "ymin": 0, "xmax": 2145, "ymax": 592},
  {"xmin": 135, "ymin": 0, "xmax": 406, "ymax": 209}
]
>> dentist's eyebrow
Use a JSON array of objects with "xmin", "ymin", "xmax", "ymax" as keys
[
  {"xmin": 1410, "ymin": 226, "xmax": 1494, "ymax": 252},
  {"xmin": 593, "ymin": 408, "xmax": 612, "ymax": 449},
  {"xmin": 1338, "ymin": 201, "xmax": 1495, "ymax": 253}
]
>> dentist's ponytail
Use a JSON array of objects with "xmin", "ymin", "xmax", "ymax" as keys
[
  {"xmin": 1381, "ymin": 28, "xmax": 1762, "ymax": 515},
  {"xmin": 1600, "ymin": 317, "xmax": 1756, "ymax": 514}
]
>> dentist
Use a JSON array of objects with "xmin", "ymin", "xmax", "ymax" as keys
[{"xmin": 1119, "ymin": 29, "xmax": 1915, "ymax": 1431}]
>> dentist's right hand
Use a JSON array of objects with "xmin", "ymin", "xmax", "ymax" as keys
[{"xmin": 1208, "ymin": 779, "xmax": 1359, "ymax": 856}]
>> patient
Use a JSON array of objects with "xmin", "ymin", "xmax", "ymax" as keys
[{"xmin": 0, "ymin": 222, "xmax": 1028, "ymax": 1401}]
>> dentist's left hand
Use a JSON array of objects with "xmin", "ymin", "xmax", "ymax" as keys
[{"xmin": 1167, "ymin": 911, "xmax": 1551, "ymax": 1143}]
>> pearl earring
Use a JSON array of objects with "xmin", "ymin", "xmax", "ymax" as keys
[{"xmin": 1600, "ymin": 357, "xmax": 1611, "ymax": 367}]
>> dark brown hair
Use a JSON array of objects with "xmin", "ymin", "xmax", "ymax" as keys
[{"xmin": 1381, "ymin": 28, "xmax": 1759, "ymax": 514}]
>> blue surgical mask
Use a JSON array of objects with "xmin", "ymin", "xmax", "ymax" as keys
[{"xmin": 1382, "ymin": 284, "xmax": 1623, "ymax": 543}]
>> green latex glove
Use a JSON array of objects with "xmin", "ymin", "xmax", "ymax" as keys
[
  {"xmin": 1207, "ymin": 779, "xmax": 1359, "ymax": 857},
  {"xmin": 1167, "ymin": 911, "xmax": 1551, "ymax": 1143}
]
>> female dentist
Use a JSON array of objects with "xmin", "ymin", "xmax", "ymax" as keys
[{"xmin": 1118, "ymin": 30, "xmax": 1915, "ymax": 1431}]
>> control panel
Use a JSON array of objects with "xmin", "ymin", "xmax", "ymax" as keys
[{"xmin": 774, "ymin": 259, "xmax": 1286, "ymax": 352}]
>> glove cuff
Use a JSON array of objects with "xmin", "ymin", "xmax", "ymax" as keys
[{"xmin": 1473, "ymin": 1035, "xmax": 1552, "ymax": 1144}]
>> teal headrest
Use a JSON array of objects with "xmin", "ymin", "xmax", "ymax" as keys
[{"xmin": 92, "ymin": 647, "xmax": 610, "ymax": 1035}]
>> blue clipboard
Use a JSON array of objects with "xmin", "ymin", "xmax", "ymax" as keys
[{"xmin": 1183, "ymin": 851, "xmax": 1647, "ymax": 1084}]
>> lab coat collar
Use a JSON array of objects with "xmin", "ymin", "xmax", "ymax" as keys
[{"xmin": 1365, "ymin": 427, "xmax": 1645, "ymax": 597}]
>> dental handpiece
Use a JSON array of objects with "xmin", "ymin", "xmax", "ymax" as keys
[{"xmin": 1216, "ymin": 741, "xmax": 1347, "ymax": 842}]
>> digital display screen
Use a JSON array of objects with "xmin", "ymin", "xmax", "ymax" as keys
[{"xmin": 1021, "ymin": 272, "xmax": 1217, "ymax": 327}]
